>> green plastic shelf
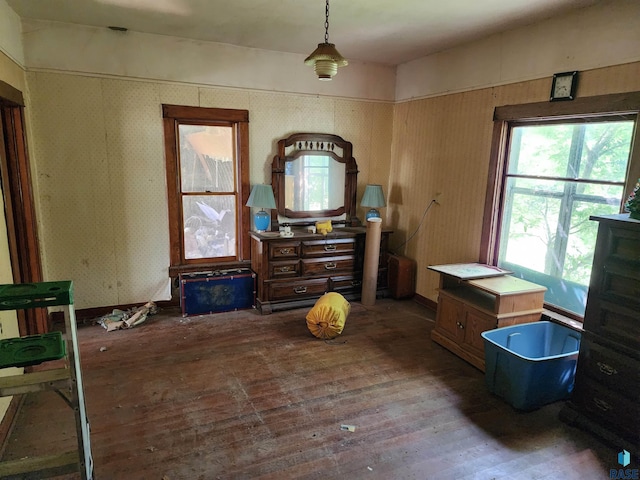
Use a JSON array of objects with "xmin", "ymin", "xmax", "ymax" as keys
[
  {"xmin": 0, "ymin": 281, "xmax": 73, "ymax": 310},
  {"xmin": 0, "ymin": 332, "xmax": 66, "ymax": 369}
]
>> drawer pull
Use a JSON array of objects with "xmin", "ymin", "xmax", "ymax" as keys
[
  {"xmin": 456, "ymin": 321, "xmax": 465, "ymax": 329},
  {"xmin": 324, "ymin": 244, "xmax": 337, "ymax": 251},
  {"xmin": 597, "ymin": 362, "xmax": 618, "ymax": 376},
  {"xmin": 279, "ymin": 248, "xmax": 292, "ymax": 255},
  {"xmin": 278, "ymin": 266, "xmax": 291, "ymax": 273},
  {"xmin": 593, "ymin": 397, "xmax": 612, "ymax": 412},
  {"xmin": 325, "ymin": 262, "xmax": 337, "ymax": 270},
  {"xmin": 293, "ymin": 286, "xmax": 307, "ymax": 294},
  {"xmin": 351, "ymin": 280, "xmax": 362, "ymax": 287}
]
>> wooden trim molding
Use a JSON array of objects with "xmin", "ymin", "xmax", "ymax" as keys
[
  {"xmin": 237, "ymin": 120, "xmax": 251, "ymax": 260},
  {"xmin": 162, "ymin": 104, "xmax": 248, "ymax": 123},
  {"xmin": 494, "ymin": 91, "xmax": 640, "ymax": 122},
  {"xmin": 413, "ymin": 293, "xmax": 437, "ymax": 313},
  {"xmin": 0, "ymin": 100, "xmax": 47, "ymax": 335},
  {"xmin": 479, "ymin": 121, "xmax": 509, "ymax": 265},
  {"xmin": 0, "ymin": 80, "xmax": 24, "ymax": 107},
  {"xmin": 50, "ymin": 299, "xmax": 179, "ymax": 325}
]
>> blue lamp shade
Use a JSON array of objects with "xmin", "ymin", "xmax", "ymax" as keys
[
  {"xmin": 246, "ymin": 184, "xmax": 276, "ymax": 231},
  {"xmin": 361, "ymin": 184, "xmax": 386, "ymax": 220}
]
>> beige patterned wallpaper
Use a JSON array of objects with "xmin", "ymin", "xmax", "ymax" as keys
[
  {"xmin": 22, "ymin": 61, "xmax": 640, "ymax": 310},
  {"xmin": 25, "ymin": 72, "xmax": 392, "ymax": 309}
]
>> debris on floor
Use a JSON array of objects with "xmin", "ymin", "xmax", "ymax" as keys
[
  {"xmin": 340, "ymin": 424, "xmax": 356, "ymax": 432},
  {"xmin": 97, "ymin": 301, "xmax": 158, "ymax": 332}
]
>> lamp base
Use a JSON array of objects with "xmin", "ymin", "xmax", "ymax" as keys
[
  {"xmin": 365, "ymin": 208, "xmax": 381, "ymax": 220},
  {"xmin": 254, "ymin": 210, "xmax": 270, "ymax": 232}
]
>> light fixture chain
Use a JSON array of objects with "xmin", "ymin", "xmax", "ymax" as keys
[{"xmin": 324, "ymin": 0, "xmax": 330, "ymax": 43}]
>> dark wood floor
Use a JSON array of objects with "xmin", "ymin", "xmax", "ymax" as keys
[{"xmin": 1, "ymin": 298, "xmax": 617, "ymax": 479}]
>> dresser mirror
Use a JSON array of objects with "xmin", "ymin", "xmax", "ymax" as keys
[{"xmin": 272, "ymin": 133, "xmax": 360, "ymax": 226}]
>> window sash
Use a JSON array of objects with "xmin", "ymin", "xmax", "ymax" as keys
[
  {"xmin": 498, "ymin": 120, "xmax": 632, "ymax": 316},
  {"xmin": 162, "ymin": 105, "xmax": 250, "ymax": 273}
]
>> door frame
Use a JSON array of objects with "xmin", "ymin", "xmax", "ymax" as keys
[{"xmin": 0, "ymin": 79, "xmax": 48, "ymax": 335}]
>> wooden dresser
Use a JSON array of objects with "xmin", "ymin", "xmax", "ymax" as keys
[
  {"xmin": 561, "ymin": 214, "xmax": 640, "ymax": 455},
  {"xmin": 250, "ymin": 227, "xmax": 390, "ymax": 314},
  {"xmin": 429, "ymin": 264, "xmax": 546, "ymax": 371}
]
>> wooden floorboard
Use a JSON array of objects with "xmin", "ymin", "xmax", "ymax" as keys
[{"xmin": 1, "ymin": 299, "xmax": 617, "ymax": 479}]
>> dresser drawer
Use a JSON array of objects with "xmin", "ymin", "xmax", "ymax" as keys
[
  {"xmin": 601, "ymin": 260, "xmax": 640, "ymax": 305},
  {"xmin": 573, "ymin": 377, "xmax": 640, "ymax": 440},
  {"xmin": 608, "ymin": 225, "xmax": 640, "ymax": 261},
  {"xmin": 269, "ymin": 260, "xmax": 300, "ymax": 278},
  {"xmin": 267, "ymin": 278, "xmax": 328, "ymax": 301},
  {"xmin": 583, "ymin": 299, "xmax": 640, "ymax": 350},
  {"xmin": 301, "ymin": 256, "xmax": 355, "ymax": 276},
  {"xmin": 269, "ymin": 242, "xmax": 301, "ymax": 260},
  {"xmin": 302, "ymin": 239, "xmax": 356, "ymax": 257},
  {"xmin": 577, "ymin": 338, "xmax": 640, "ymax": 401},
  {"xmin": 331, "ymin": 274, "xmax": 362, "ymax": 294}
]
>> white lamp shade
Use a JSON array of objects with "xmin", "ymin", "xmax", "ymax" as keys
[
  {"xmin": 360, "ymin": 184, "xmax": 386, "ymax": 208},
  {"xmin": 246, "ymin": 184, "xmax": 276, "ymax": 209}
]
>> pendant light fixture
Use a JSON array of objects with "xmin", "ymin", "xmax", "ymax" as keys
[{"xmin": 304, "ymin": 0, "xmax": 348, "ymax": 80}]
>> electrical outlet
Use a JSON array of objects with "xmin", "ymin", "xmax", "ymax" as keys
[{"xmin": 434, "ymin": 192, "xmax": 443, "ymax": 204}]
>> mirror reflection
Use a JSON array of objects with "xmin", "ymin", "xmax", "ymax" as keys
[
  {"xmin": 285, "ymin": 154, "xmax": 346, "ymax": 212},
  {"xmin": 272, "ymin": 133, "xmax": 359, "ymax": 225}
]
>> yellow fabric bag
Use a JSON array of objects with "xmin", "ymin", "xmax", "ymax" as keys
[{"xmin": 306, "ymin": 292, "xmax": 351, "ymax": 339}]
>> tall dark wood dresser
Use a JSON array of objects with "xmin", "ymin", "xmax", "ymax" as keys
[{"xmin": 561, "ymin": 213, "xmax": 640, "ymax": 457}]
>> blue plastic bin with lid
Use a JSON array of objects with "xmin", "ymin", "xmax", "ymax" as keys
[{"xmin": 481, "ymin": 321, "xmax": 581, "ymax": 410}]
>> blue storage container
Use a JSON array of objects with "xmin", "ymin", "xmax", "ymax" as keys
[{"xmin": 481, "ymin": 321, "xmax": 581, "ymax": 410}]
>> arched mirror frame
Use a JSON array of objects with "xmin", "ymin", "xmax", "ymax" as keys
[{"xmin": 271, "ymin": 133, "xmax": 360, "ymax": 226}]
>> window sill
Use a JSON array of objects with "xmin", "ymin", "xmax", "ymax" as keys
[{"xmin": 541, "ymin": 308, "xmax": 584, "ymax": 333}]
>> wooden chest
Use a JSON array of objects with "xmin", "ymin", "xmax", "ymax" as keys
[{"xmin": 179, "ymin": 269, "xmax": 256, "ymax": 317}]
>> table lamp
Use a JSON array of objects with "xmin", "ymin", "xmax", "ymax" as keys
[
  {"xmin": 246, "ymin": 184, "xmax": 276, "ymax": 232},
  {"xmin": 361, "ymin": 184, "xmax": 386, "ymax": 220}
]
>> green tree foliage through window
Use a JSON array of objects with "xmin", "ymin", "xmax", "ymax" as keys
[{"xmin": 498, "ymin": 120, "xmax": 633, "ymax": 316}]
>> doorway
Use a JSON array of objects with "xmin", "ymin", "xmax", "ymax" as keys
[{"xmin": 0, "ymin": 80, "xmax": 47, "ymax": 335}]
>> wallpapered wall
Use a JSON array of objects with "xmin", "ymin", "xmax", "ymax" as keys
[
  {"xmin": 12, "ymin": 0, "xmax": 640, "ymax": 311},
  {"xmin": 390, "ymin": 61, "xmax": 640, "ymax": 304},
  {"xmin": 25, "ymin": 72, "xmax": 393, "ymax": 309},
  {"xmin": 23, "ymin": 61, "xmax": 640, "ymax": 310}
]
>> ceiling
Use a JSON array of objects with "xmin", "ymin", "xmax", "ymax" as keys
[{"xmin": 7, "ymin": 0, "xmax": 600, "ymax": 66}]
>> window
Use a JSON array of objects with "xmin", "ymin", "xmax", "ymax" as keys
[
  {"xmin": 285, "ymin": 154, "xmax": 332, "ymax": 211},
  {"xmin": 483, "ymin": 93, "xmax": 640, "ymax": 320},
  {"xmin": 163, "ymin": 105, "xmax": 250, "ymax": 274}
]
